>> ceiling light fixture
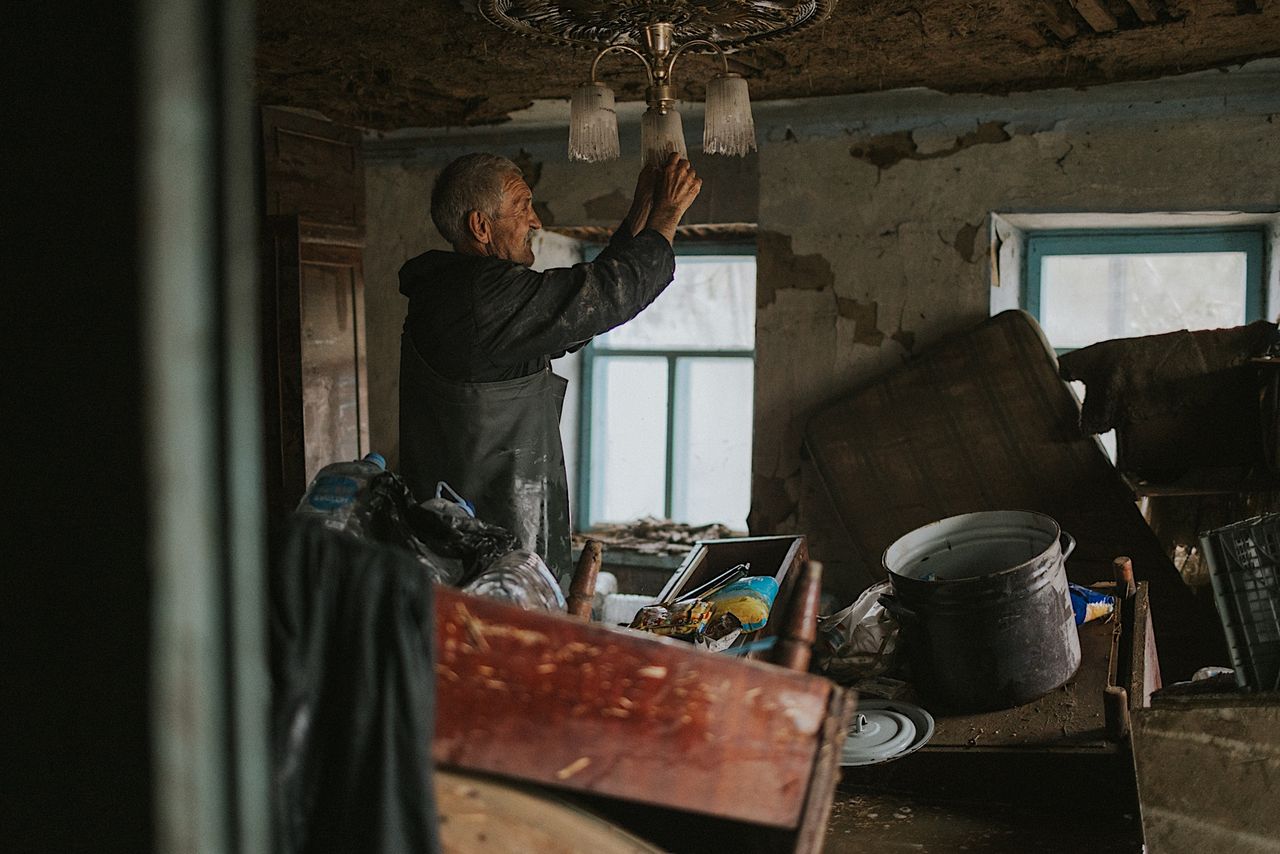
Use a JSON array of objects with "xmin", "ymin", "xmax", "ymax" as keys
[{"xmin": 477, "ymin": 0, "xmax": 836, "ymax": 164}]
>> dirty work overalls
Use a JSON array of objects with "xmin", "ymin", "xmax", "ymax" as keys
[{"xmin": 399, "ymin": 332, "xmax": 572, "ymax": 580}]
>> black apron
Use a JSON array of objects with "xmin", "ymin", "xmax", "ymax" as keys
[{"xmin": 399, "ymin": 333, "xmax": 572, "ymax": 580}]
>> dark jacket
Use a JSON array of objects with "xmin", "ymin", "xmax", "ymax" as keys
[{"xmin": 398, "ymin": 228, "xmax": 676, "ymax": 382}]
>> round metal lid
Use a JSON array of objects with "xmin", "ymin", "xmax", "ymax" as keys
[{"xmin": 839, "ymin": 699, "xmax": 935, "ymax": 767}]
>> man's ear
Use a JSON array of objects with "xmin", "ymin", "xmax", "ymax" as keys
[{"xmin": 466, "ymin": 210, "xmax": 490, "ymax": 245}]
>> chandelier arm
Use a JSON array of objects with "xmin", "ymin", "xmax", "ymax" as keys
[
  {"xmin": 666, "ymin": 38, "xmax": 730, "ymax": 79},
  {"xmin": 590, "ymin": 44, "xmax": 655, "ymax": 84}
]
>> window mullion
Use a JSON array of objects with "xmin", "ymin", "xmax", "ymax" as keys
[
  {"xmin": 664, "ymin": 355, "xmax": 677, "ymax": 520},
  {"xmin": 577, "ymin": 342, "xmax": 596, "ymax": 531}
]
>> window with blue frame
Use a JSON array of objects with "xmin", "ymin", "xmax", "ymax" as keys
[
  {"xmin": 577, "ymin": 249, "xmax": 756, "ymax": 531},
  {"xmin": 1025, "ymin": 227, "xmax": 1267, "ymax": 354}
]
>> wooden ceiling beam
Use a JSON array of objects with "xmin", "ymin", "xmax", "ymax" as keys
[
  {"xmin": 1125, "ymin": 0, "xmax": 1159, "ymax": 23},
  {"xmin": 1070, "ymin": 0, "xmax": 1120, "ymax": 31},
  {"xmin": 1038, "ymin": 0, "xmax": 1080, "ymax": 40}
]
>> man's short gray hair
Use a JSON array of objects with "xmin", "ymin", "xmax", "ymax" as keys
[{"xmin": 430, "ymin": 153, "xmax": 524, "ymax": 245}]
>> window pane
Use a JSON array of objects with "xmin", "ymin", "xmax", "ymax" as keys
[
  {"xmin": 1040, "ymin": 252, "xmax": 1247, "ymax": 350},
  {"xmin": 671, "ymin": 358, "xmax": 754, "ymax": 529},
  {"xmin": 598, "ymin": 255, "xmax": 756, "ymax": 350},
  {"xmin": 590, "ymin": 356, "xmax": 668, "ymax": 523}
]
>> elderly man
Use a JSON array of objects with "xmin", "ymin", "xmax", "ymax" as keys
[{"xmin": 398, "ymin": 152, "xmax": 702, "ymax": 579}]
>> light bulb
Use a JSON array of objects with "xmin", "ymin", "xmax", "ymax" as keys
[{"xmin": 641, "ymin": 106, "xmax": 688, "ymax": 167}]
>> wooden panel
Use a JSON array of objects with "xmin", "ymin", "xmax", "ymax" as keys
[
  {"xmin": 1126, "ymin": 582, "xmax": 1162, "ymax": 710},
  {"xmin": 261, "ymin": 106, "xmax": 364, "ymax": 233},
  {"xmin": 298, "ymin": 239, "xmax": 369, "ymax": 484},
  {"xmin": 1124, "ymin": 0, "xmax": 1158, "ymax": 23},
  {"xmin": 570, "ymin": 691, "xmax": 858, "ymax": 854},
  {"xmin": 300, "ymin": 219, "xmax": 364, "ymax": 248},
  {"xmin": 432, "ymin": 584, "xmax": 838, "ymax": 830},
  {"xmin": 260, "ymin": 217, "xmax": 370, "ymax": 529},
  {"xmin": 792, "ymin": 687, "xmax": 859, "ymax": 854},
  {"xmin": 258, "ymin": 107, "xmax": 368, "ymax": 540},
  {"xmin": 1038, "ymin": 0, "xmax": 1080, "ymax": 39},
  {"xmin": 1069, "ymin": 0, "xmax": 1118, "ymax": 31},
  {"xmin": 261, "ymin": 215, "xmax": 307, "ymax": 525},
  {"xmin": 435, "ymin": 768, "xmax": 665, "ymax": 853}
]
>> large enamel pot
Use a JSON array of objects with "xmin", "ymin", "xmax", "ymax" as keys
[{"xmin": 882, "ymin": 510, "xmax": 1081, "ymax": 713}]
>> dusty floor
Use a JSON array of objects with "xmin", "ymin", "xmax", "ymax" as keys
[
  {"xmin": 825, "ymin": 787, "xmax": 1142, "ymax": 852},
  {"xmin": 257, "ymin": 0, "xmax": 1280, "ymax": 131}
]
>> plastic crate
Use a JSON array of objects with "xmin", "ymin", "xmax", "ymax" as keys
[{"xmin": 1201, "ymin": 514, "xmax": 1280, "ymax": 692}]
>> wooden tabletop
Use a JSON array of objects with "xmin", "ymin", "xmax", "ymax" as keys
[{"xmin": 922, "ymin": 612, "xmax": 1118, "ymax": 752}]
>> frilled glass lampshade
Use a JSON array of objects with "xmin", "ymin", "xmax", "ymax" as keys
[
  {"xmin": 568, "ymin": 81, "xmax": 620, "ymax": 162},
  {"xmin": 640, "ymin": 106, "xmax": 688, "ymax": 167},
  {"xmin": 476, "ymin": 0, "xmax": 834, "ymax": 163},
  {"xmin": 703, "ymin": 73, "xmax": 756, "ymax": 156}
]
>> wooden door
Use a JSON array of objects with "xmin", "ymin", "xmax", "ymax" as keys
[
  {"xmin": 261, "ymin": 106, "xmax": 364, "ymax": 236},
  {"xmin": 259, "ymin": 107, "xmax": 368, "ymax": 530},
  {"xmin": 296, "ymin": 227, "xmax": 370, "ymax": 481},
  {"xmin": 262, "ymin": 214, "xmax": 307, "ymax": 525},
  {"xmin": 262, "ymin": 216, "xmax": 370, "ymax": 524}
]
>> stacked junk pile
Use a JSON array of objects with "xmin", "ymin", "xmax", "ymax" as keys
[
  {"xmin": 802, "ymin": 310, "xmax": 1280, "ymax": 852},
  {"xmin": 275, "ymin": 308, "xmax": 1279, "ymax": 854},
  {"xmin": 274, "ymin": 457, "xmax": 852, "ymax": 852}
]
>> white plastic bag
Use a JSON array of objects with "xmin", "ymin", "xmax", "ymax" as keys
[{"xmin": 815, "ymin": 581, "xmax": 900, "ymax": 684}]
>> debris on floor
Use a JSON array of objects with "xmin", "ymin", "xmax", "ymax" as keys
[{"xmin": 573, "ymin": 517, "xmax": 738, "ymax": 556}]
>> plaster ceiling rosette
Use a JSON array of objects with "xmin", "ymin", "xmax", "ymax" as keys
[{"xmin": 476, "ymin": 0, "xmax": 837, "ymax": 52}]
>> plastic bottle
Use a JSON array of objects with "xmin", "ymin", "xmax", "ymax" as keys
[
  {"xmin": 463, "ymin": 550, "xmax": 567, "ymax": 611},
  {"xmin": 294, "ymin": 452, "xmax": 388, "ymax": 536}
]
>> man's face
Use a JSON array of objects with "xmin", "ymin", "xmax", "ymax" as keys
[{"xmin": 487, "ymin": 173, "xmax": 541, "ymax": 266}]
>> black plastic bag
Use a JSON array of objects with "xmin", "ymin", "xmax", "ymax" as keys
[
  {"xmin": 357, "ymin": 471, "xmax": 470, "ymax": 585},
  {"xmin": 406, "ymin": 495, "xmax": 519, "ymax": 586},
  {"xmin": 272, "ymin": 518, "xmax": 442, "ymax": 854}
]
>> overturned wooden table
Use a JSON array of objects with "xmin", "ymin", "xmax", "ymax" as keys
[{"xmin": 433, "ymin": 542, "xmax": 855, "ymax": 853}]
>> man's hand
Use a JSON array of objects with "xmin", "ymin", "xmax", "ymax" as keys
[
  {"xmin": 645, "ymin": 154, "xmax": 702, "ymax": 245},
  {"xmin": 622, "ymin": 164, "xmax": 660, "ymax": 237}
]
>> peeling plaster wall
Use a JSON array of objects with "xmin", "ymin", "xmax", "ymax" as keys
[
  {"xmin": 363, "ymin": 160, "xmax": 439, "ymax": 470},
  {"xmin": 363, "ymin": 63, "xmax": 1279, "ymax": 602},
  {"xmin": 751, "ymin": 72, "xmax": 1279, "ymax": 600}
]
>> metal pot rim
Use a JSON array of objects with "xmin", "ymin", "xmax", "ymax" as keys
[{"xmin": 882, "ymin": 509, "xmax": 1064, "ymax": 583}]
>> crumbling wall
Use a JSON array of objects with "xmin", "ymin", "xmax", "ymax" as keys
[
  {"xmin": 363, "ymin": 161, "xmax": 440, "ymax": 471},
  {"xmin": 752, "ymin": 109, "xmax": 1279, "ymax": 601}
]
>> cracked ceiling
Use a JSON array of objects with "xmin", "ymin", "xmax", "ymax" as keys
[{"xmin": 257, "ymin": 0, "xmax": 1280, "ymax": 131}]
